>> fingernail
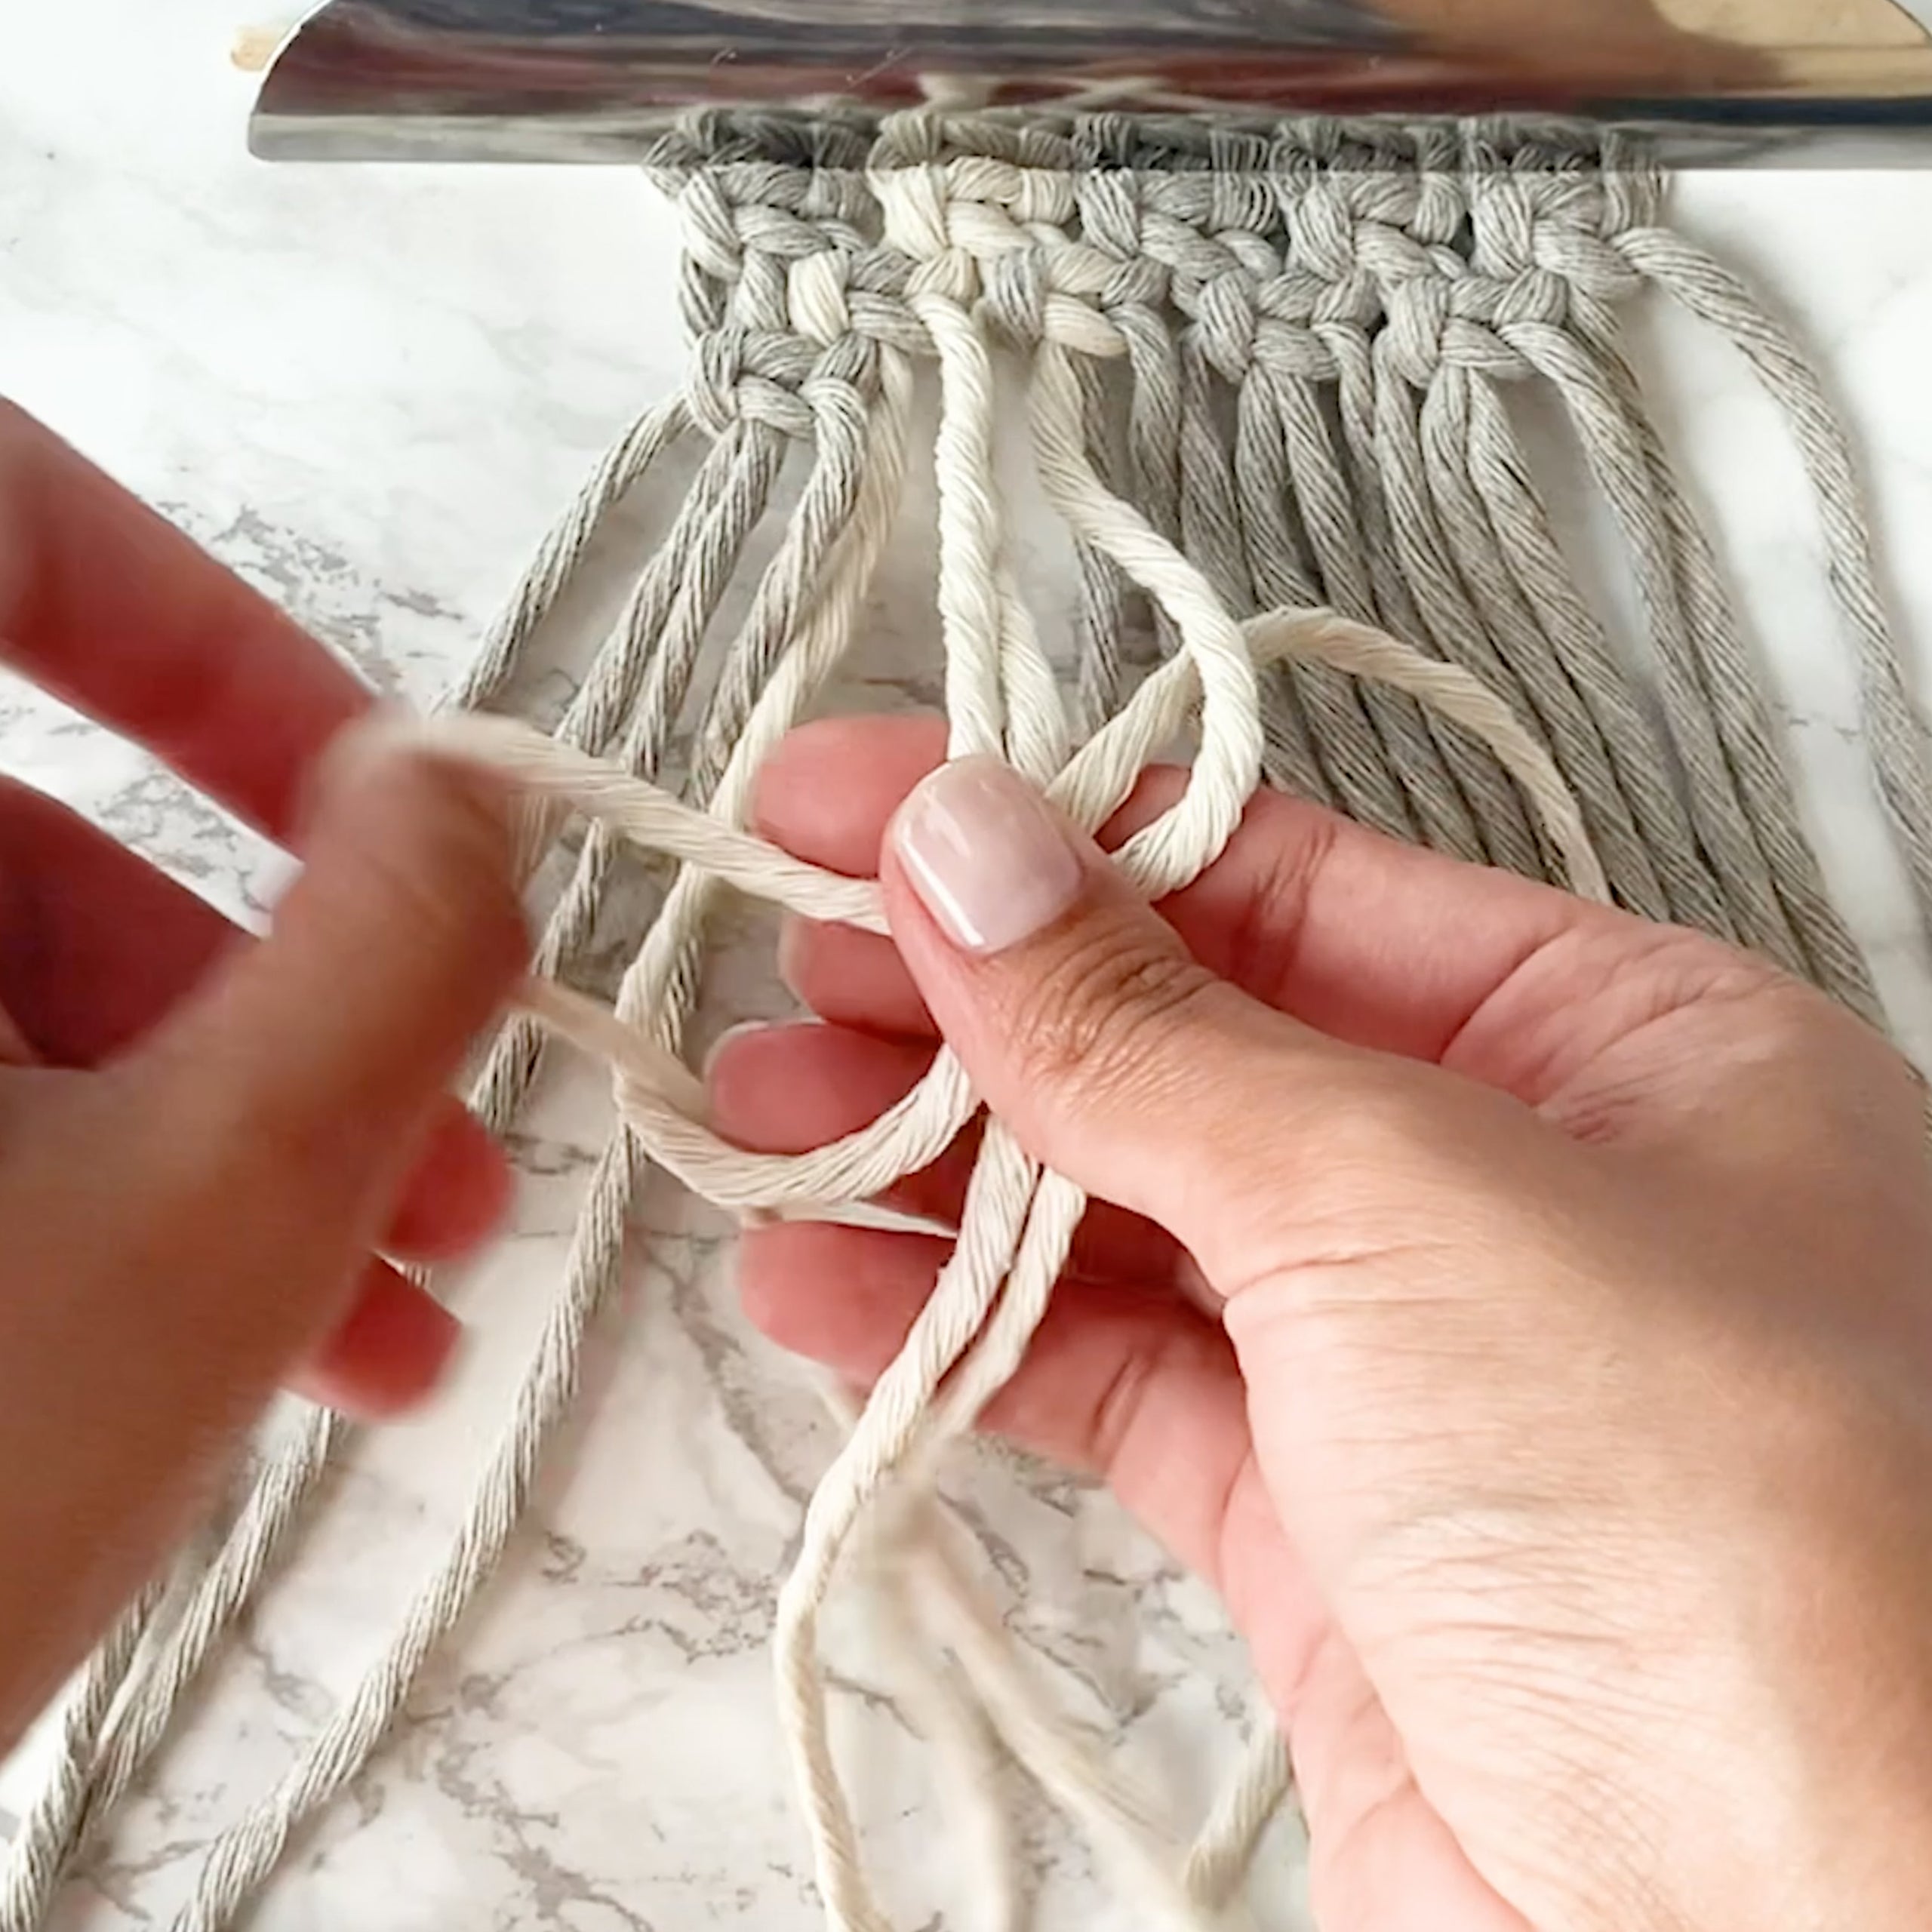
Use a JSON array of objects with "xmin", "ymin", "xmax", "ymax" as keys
[
  {"xmin": 313, "ymin": 711, "xmax": 521, "ymax": 908},
  {"xmin": 307, "ymin": 705, "xmax": 422, "ymax": 816},
  {"xmin": 889, "ymin": 756, "xmax": 1083, "ymax": 955},
  {"xmin": 702, "ymin": 1019, "xmax": 773, "ymax": 1081}
]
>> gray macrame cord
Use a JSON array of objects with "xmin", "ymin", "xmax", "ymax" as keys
[{"xmin": 6, "ymin": 106, "xmax": 1930, "ymax": 1932}]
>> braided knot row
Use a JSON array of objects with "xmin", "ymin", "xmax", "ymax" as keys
[{"xmin": 649, "ymin": 107, "xmax": 1662, "ymax": 435}]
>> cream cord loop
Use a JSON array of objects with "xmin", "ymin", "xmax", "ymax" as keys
[{"xmin": 391, "ymin": 305, "xmax": 1614, "ymax": 1932}]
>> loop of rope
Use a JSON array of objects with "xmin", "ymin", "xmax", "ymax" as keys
[{"xmin": 382, "ymin": 137, "xmax": 1626, "ymax": 1927}]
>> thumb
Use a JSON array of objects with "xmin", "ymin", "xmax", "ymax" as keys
[
  {"xmin": 116, "ymin": 721, "xmax": 528, "ymax": 1370},
  {"xmin": 881, "ymin": 756, "xmax": 1503, "ymax": 1289}
]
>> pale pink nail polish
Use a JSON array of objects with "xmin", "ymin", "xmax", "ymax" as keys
[
  {"xmin": 889, "ymin": 756, "xmax": 1084, "ymax": 955},
  {"xmin": 701, "ymin": 1019, "xmax": 774, "ymax": 1082}
]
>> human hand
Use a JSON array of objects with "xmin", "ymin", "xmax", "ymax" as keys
[
  {"xmin": 709, "ymin": 713, "xmax": 1932, "ymax": 1932},
  {"xmin": 0, "ymin": 406, "xmax": 525, "ymax": 1748}
]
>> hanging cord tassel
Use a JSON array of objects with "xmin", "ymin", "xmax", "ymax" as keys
[{"xmin": 1618, "ymin": 222, "xmax": 1932, "ymax": 953}]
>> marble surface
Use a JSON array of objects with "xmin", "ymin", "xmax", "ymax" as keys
[{"xmin": 9, "ymin": 5, "xmax": 1932, "ymax": 1929}]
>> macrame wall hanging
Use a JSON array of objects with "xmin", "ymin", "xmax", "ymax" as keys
[{"xmin": 8, "ymin": 99, "xmax": 1932, "ymax": 1932}]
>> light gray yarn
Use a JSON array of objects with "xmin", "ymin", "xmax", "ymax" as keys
[
  {"xmin": 9, "ymin": 105, "xmax": 1930, "ymax": 1932},
  {"xmin": 0, "ymin": 1582, "xmax": 163, "ymax": 1925},
  {"xmin": 1623, "ymin": 224, "xmax": 1932, "ymax": 942},
  {"xmin": 1438, "ymin": 371, "xmax": 1730, "ymax": 933}
]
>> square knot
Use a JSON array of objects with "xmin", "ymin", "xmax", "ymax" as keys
[
  {"xmin": 1352, "ymin": 220, "xmax": 1463, "ymax": 297},
  {"xmin": 843, "ymin": 248, "xmax": 928, "ymax": 360},
  {"xmin": 875, "ymin": 166, "xmax": 980, "ymax": 305},
  {"xmin": 1457, "ymin": 265, "xmax": 1570, "ymax": 331},
  {"xmin": 1286, "ymin": 182, "xmax": 1366, "ymax": 284},
  {"xmin": 677, "ymin": 174, "xmax": 744, "ymax": 285},
  {"xmin": 1095, "ymin": 255, "xmax": 1171, "ymax": 316},
  {"xmin": 1139, "ymin": 208, "xmax": 1272, "ymax": 308},
  {"xmin": 691, "ymin": 329, "xmax": 820, "ymax": 439},
  {"xmin": 785, "ymin": 251, "xmax": 852, "ymax": 346},
  {"xmin": 1250, "ymin": 317, "xmax": 1339, "ymax": 384},
  {"xmin": 1189, "ymin": 272, "xmax": 1260, "ymax": 380},
  {"xmin": 1247, "ymin": 272, "xmax": 1346, "ymax": 382},
  {"xmin": 977, "ymin": 247, "xmax": 1048, "ymax": 343},
  {"xmin": 734, "ymin": 200, "xmax": 856, "ymax": 269},
  {"xmin": 1379, "ymin": 276, "xmax": 1534, "ymax": 386},
  {"xmin": 1528, "ymin": 226, "xmax": 1644, "ymax": 305},
  {"xmin": 1379, "ymin": 277, "xmax": 1452, "ymax": 383},
  {"xmin": 949, "ymin": 155, "xmax": 1075, "ymax": 230},
  {"xmin": 1468, "ymin": 179, "xmax": 1646, "ymax": 311},
  {"xmin": 801, "ymin": 339, "xmax": 882, "ymax": 418},
  {"xmin": 875, "ymin": 164, "xmax": 954, "ymax": 258},
  {"xmin": 1075, "ymin": 172, "xmax": 1147, "ymax": 264},
  {"xmin": 978, "ymin": 241, "xmax": 1128, "ymax": 362},
  {"xmin": 1335, "ymin": 168, "xmax": 1431, "ymax": 234}
]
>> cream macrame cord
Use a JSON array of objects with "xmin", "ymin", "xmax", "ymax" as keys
[
  {"xmin": 8, "ymin": 106, "xmax": 1931, "ymax": 1932},
  {"xmin": 408, "ymin": 599, "xmax": 1611, "ymax": 1932}
]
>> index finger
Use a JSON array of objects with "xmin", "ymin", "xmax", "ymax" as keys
[
  {"xmin": 0, "ymin": 402, "xmax": 374, "ymax": 841},
  {"xmin": 752, "ymin": 714, "xmax": 1721, "ymax": 1078}
]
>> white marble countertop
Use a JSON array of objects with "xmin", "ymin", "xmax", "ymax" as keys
[{"xmin": 10, "ymin": 5, "xmax": 1932, "ymax": 1930}]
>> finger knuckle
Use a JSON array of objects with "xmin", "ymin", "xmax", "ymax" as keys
[
  {"xmin": 377, "ymin": 767, "xmax": 530, "ymax": 972},
  {"xmin": 1000, "ymin": 923, "xmax": 1220, "ymax": 1109},
  {"xmin": 1082, "ymin": 1318, "xmax": 1210, "ymax": 1484},
  {"xmin": 1319, "ymin": 1074, "xmax": 1447, "ymax": 1170},
  {"xmin": 1224, "ymin": 805, "xmax": 1338, "ymax": 1000},
  {"xmin": 1681, "ymin": 960, "xmax": 1890, "ymax": 1095}
]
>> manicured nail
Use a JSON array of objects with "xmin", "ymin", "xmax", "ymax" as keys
[
  {"xmin": 311, "ymin": 707, "xmax": 521, "ymax": 904},
  {"xmin": 889, "ymin": 756, "xmax": 1083, "ymax": 955},
  {"xmin": 308, "ymin": 704, "xmax": 422, "ymax": 810},
  {"xmin": 702, "ymin": 1019, "xmax": 773, "ymax": 1081}
]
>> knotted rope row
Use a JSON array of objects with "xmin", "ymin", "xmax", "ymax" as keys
[{"xmin": 9, "ymin": 106, "xmax": 1928, "ymax": 1932}]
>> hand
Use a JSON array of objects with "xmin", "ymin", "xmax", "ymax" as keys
[
  {"xmin": 709, "ymin": 714, "xmax": 1932, "ymax": 1932},
  {"xmin": 0, "ymin": 406, "xmax": 525, "ymax": 1749}
]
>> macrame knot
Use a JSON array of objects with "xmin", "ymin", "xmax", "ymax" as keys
[
  {"xmin": 1251, "ymin": 307, "xmax": 1337, "ymax": 384},
  {"xmin": 877, "ymin": 164, "xmax": 977, "ymax": 307},
  {"xmin": 1074, "ymin": 170, "xmax": 1147, "ymax": 266},
  {"xmin": 1097, "ymin": 253, "xmax": 1171, "ymax": 328},
  {"xmin": 1380, "ymin": 277, "xmax": 1454, "ymax": 385},
  {"xmin": 1284, "ymin": 180, "xmax": 1361, "ymax": 286},
  {"xmin": 1190, "ymin": 271, "xmax": 1260, "ymax": 382},
  {"xmin": 690, "ymin": 329, "xmax": 817, "ymax": 438},
  {"xmin": 955, "ymin": 155, "xmax": 1073, "ymax": 231},
  {"xmin": 977, "ymin": 245, "xmax": 1048, "ymax": 347},
  {"xmin": 1534, "ymin": 224, "xmax": 1646, "ymax": 306},
  {"xmin": 677, "ymin": 171, "xmax": 743, "ymax": 285},
  {"xmin": 846, "ymin": 283, "xmax": 928, "ymax": 361},
  {"xmin": 799, "ymin": 365, "xmax": 873, "ymax": 452},
  {"xmin": 1144, "ymin": 203, "xmax": 1263, "ymax": 309},
  {"xmin": 786, "ymin": 248, "xmax": 853, "ymax": 347},
  {"xmin": 1466, "ymin": 177, "xmax": 1644, "ymax": 317}
]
